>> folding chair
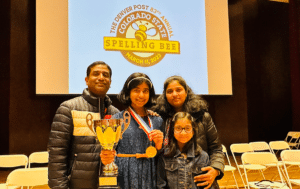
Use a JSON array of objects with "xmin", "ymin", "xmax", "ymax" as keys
[
  {"xmin": 0, "ymin": 155, "xmax": 28, "ymax": 189},
  {"xmin": 284, "ymin": 131, "xmax": 300, "ymax": 149},
  {"xmin": 281, "ymin": 150, "xmax": 300, "ymax": 188},
  {"xmin": 249, "ymin": 141, "xmax": 286, "ymax": 181},
  {"xmin": 269, "ymin": 141, "xmax": 290, "ymax": 158},
  {"xmin": 1, "ymin": 167, "xmax": 48, "ymax": 189},
  {"xmin": 0, "ymin": 155, "xmax": 28, "ymax": 168},
  {"xmin": 241, "ymin": 152, "xmax": 289, "ymax": 189},
  {"xmin": 271, "ymin": 141, "xmax": 300, "ymax": 182},
  {"xmin": 218, "ymin": 145, "xmax": 239, "ymax": 188},
  {"xmin": 28, "ymin": 151, "xmax": 49, "ymax": 168},
  {"xmin": 231, "ymin": 143, "xmax": 266, "ymax": 189}
]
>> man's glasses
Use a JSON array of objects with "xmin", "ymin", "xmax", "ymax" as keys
[{"xmin": 174, "ymin": 126, "xmax": 193, "ymax": 133}]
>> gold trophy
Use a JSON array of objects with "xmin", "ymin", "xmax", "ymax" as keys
[{"xmin": 86, "ymin": 111, "xmax": 130, "ymax": 189}]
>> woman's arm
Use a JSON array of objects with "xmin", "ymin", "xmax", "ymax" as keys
[
  {"xmin": 156, "ymin": 156, "xmax": 168, "ymax": 189},
  {"xmin": 194, "ymin": 150, "xmax": 219, "ymax": 189},
  {"xmin": 202, "ymin": 112, "xmax": 225, "ymax": 179}
]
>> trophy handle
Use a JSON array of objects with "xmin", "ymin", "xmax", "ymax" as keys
[
  {"xmin": 120, "ymin": 111, "xmax": 130, "ymax": 139},
  {"xmin": 86, "ymin": 113, "xmax": 96, "ymax": 135}
]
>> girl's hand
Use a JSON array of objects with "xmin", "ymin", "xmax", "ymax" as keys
[
  {"xmin": 149, "ymin": 130, "xmax": 163, "ymax": 150},
  {"xmin": 194, "ymin": 166, "xmax": 219, "ymax": 189},
  {"xmin": 100, "ymin": 150, "xmax": 116, "ymax": 165},
  {"xmin": 147, "ymin": 110, "xmax": 160, "ymax": 117}
]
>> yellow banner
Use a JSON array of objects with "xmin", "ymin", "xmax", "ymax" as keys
[{"xmin": 104, "ymin": 37, "xmax": 180, "ymax": 54}]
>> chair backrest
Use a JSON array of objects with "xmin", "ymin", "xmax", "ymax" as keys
[
  {"xmin": 249, "ymin": 141, "xmax": 271, "ymax": 152},
  {"xmin": 222, "ymin": 144, "xmax": 227, "ymax": 153},
  {"xmin": 281, "ymin": 149, "xmax": 300, "ymax": 162},
  {"xmin": 6, "ymin": 167, "xmax": 48, "ymax": 187},
  {"xmin": 269, "ymin": 141, "xmax": 290, "ymax": 155},
  {"xmin": 284, "ymin": 131, "xmax": 300, "ymax": 141},
  {"xmin": 230, "ymin": 143, "xmax": 253, "ymax": 154},
  {"xmin": 284, "ymin": 131, "xmax": 300, "ymax": 148},
  {"xmin": 242, "ymin": 152, "xmax": 278, "ymax": 165},
  {"xmin": 0, "ymin": 155, "xmax": 28, "ymax": 168},
  {"xmin": 269, "ymin": 141, "xmax": 290, "ymax": 151},
  {"xmin": 230, "ymin": 143, "xmax": 253, "ymax": 167},
  {"xmin": 28, "ymin": 151, "xmax": 49, "ymax": 168}
]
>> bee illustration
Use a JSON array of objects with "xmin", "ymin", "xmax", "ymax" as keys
[{"xmin": 131, "ymin": 22, "xmax": 157, "ymax": 42}]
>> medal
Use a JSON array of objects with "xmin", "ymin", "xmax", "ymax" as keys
[
  {"xmin": 145, "ymin": 146, "xmax": 157, "ymax": 158},
  {"xmin": 128, "ymin": 107, "xmax": 158, "ymax": 158}
]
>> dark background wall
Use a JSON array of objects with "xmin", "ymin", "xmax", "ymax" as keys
[{"xmin": 0, "ymin": 0, "xmax": 299, "ymax": 155}]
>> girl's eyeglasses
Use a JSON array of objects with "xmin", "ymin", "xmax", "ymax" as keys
[{"xmin": 174, "ymin": 126, "xmax": 193, "ymax": 133}]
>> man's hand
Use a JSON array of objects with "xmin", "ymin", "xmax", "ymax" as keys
[
  {"xmin": 100, "ymin": 150, "xmax": 116, "ymax": 165},
  {"xmin": 149, "ymin": 130, "xmax": 164, "ymax": 150},
  {"xmin": 194, "ymin": 166, "xmax": 219, "ymax": 189}
]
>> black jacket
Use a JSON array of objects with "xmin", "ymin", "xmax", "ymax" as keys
[
  {"xmin": 48, "ymin": 89, "xmax": 119, "ymax": 189},
  {"xmin": 193, "ymin": 112, "xmax": 224, "ymax": 179}
]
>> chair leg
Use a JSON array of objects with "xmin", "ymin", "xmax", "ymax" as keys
[{"xmin": 231, "ymin": 170, "xmax": 239, "ymax": 189}]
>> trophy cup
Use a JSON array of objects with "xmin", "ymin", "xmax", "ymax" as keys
[{"xmin": 86, "ymin": 111, "xmax": 130, "ymax": 189}]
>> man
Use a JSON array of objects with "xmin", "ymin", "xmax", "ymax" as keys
[{"xmin": 48, "ymin": 61, "xmax": 119, "ymax": 189}]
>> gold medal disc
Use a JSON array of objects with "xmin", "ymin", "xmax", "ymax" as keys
[{"xmin": 145, "ymin": 146, "xmax": 157, "ymax": 158}]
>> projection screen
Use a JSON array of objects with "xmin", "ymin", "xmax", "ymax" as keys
[{"xmin": 36, "ymin": 0, "xmax": 232, "ymax": 95}]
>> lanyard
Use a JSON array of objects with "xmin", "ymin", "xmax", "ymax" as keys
[
  {"xmin": 127, "ymin": 106, "xmax": 153, "ymax": 138},
  {"xmin": 163, "ymin": 118, "xmax": 172, "ymax": 147}
]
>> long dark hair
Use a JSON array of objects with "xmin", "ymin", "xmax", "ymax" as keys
[
  {"xmin": 118, "ymin": 72, "xmax": 156, "ymax": 108},
  {"xmin": 152, "ymin": 75, "xmax": 208, "ymax": 118},
  {"xmin": 164, "ymin": 112, "xmax": 202, "ymax": 157}
]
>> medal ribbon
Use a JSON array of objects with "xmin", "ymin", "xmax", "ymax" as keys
[
  {"xmin": 163, "ymin": 118, "xmax": 172, "ymax": 146},
  {"xmin": 128, "ymin": 106, "xmax": 153, "ymax": 138}
]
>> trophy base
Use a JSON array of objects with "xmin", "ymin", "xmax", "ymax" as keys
[
  {"xmin": 99, "ymin": 186, "xmax": 120, "ymax": 189},
  {"xmin": 99, "ymin": 176, "xmax": 120, "ymax": 189}
]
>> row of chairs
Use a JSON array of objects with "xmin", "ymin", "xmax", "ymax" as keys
[
  {"xmin": 0, "ymin": 151, "xmax": 48, "ymax": 169},
  {"xmin": 0, "ymin": 151, "xmax": 49, "ymax": 189},
  {"xmin": 221, "ymin": 141, "xmax": 300, "ymax": 189},
  {"xmin": 0, "ymin": 144, "xmax": 298, "ymax": 189}
]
